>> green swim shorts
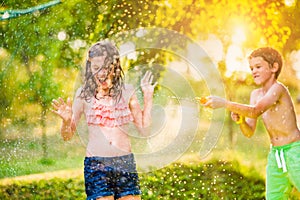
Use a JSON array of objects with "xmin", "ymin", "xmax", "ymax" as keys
[{"xmin": 266, "ymin": 140, "xmax": 300, "ymax": 200}]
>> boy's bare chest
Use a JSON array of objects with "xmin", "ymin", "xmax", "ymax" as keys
[
  {"xmin": 261, "ymin": 100, "xmax": 292, "ymax": 135},
  {"xmin": 262, "ymin": 103, "xmax": 281, "ymax": 120}
]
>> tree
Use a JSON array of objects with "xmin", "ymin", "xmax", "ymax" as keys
[
  {"xmin": 1, "ymin": 0, "xmax": 94, "ymax": 159},
  {"xmin": 1, "ymin": 0, "xmax": 299, "ymax": 155},
  {"xmin": 0, "ymin": 0, "xmax": 164, "ymax": 160}
]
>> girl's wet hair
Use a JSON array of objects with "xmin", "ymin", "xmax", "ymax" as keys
[
  {"xmin": 80, "ymin": 40, "xmax": 124, "ymax": 102},
  {"xmin": 249, "ymin": 47, "xmax": 283, "ymax": 79}
]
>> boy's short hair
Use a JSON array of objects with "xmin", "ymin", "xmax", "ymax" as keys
[{"xmin": 249, "ymin": 47, "xmax": 283, "ymax": 79}]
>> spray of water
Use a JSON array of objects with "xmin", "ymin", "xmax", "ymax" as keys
[{"xmin": 74, "ymin": 27, "xmax": 226, "ymax": 172}]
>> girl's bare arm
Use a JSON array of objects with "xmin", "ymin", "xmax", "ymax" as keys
[
  {"xmin": 129, "ymin": 71, "xmax": 157, "ymax": 136},
  {"xmin": 52, "ymin": 89, "xmax": 83, "ymax": 141}
]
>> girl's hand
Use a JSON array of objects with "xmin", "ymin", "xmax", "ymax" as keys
[
  {"xmin": 51, "ymin": 97, "xmax": 72, "ymax": 122},
  {"xmin": 141, "ymin": 71, "xmax": 157, "ymax": 95}
]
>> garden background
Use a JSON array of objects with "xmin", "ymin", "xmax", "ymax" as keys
[{"xmin": 1, "ymin": 0, "xmax": 300, "ymax": 199}]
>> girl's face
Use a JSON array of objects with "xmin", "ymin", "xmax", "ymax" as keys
[{"xmin": 90, "ymin": 56, "xmax": 114, "ymax": 90}]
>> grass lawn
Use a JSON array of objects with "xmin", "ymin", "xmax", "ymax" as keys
[{"xmin": 0, "ymin": 117, "xmax": 86, "ymax": 178}]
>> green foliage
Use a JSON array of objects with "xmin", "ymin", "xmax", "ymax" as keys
[
  {"xmin": 20, "ymin": 70, "xmax": 59, "ymax": 106},
  {"xmin": 38, "ymin": 157, "xmax": 56, "ymax": 166},
  {"xmin": 0, "ymin": 178, "xmax": 86, "ymax": 200},
  {"xmin": 0, "ymin": 58, "xmax": 15, "ymax": 131},
  {"xmin": 92, "ymin": 0, "xmax": 158, "ymax": 40},
  {"xmin": 140, "ymin": 160, "xmax": 265, "ymax": 199},
  {"xmin": 0, "ymin": 1, "xmax": 300, "ymax": 198},
  {"xmin": 1, "ymin": 0, "xmax": 299, "ymax": 130},
  {"xmin": 0, "ymin": 160, "xmax": 265, "ymax": 200}
]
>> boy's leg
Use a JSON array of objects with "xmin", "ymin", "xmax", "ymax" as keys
[
  {"xmin": 266, "ymin": 152, "xmax": 292, "ymax": 200},
  {"xmin": 286, "ymin": 143, "xmax": 300, "ymax": 191}
]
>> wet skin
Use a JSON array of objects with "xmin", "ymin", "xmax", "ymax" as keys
[{"xmin": 204, "ymin": 56, "xmax": 300, "ymax": 146}]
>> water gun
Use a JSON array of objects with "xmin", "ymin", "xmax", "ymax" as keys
[{"xmin": 195, "ymin": 97, "xmax": 208, "ymax": 104}]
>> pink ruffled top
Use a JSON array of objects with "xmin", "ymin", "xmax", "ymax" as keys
[{"xmin": 86, "ymin": 97, "xmax": 134, "ymax": 128}]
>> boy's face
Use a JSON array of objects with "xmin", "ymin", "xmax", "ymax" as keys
[
  {"xmin": 249, "ymin": 56, "xmax": 275, "ymax": 85},
  {"xmin": 90, "ymin": 56, "xmax": 114, "ymax": 90}
]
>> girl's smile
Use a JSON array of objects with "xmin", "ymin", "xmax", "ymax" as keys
[{"xmin": 90, "ymin": 56, "xmax": 114, "ymax": 92}]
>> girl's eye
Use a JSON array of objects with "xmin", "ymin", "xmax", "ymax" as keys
[{"xmin": 92, "ymin": 66, "xmax": 100, "ymax": 70}]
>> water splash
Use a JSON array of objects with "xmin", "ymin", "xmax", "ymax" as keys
[{"xmin": 73, "ymin": 27, "xmax": 226, "ymax": 173}]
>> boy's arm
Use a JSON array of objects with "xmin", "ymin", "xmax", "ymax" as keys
[
  {"xmin": 235, "ymin": 92, "xmax": 258, "ymax": 138},
  {"xmin": 239, "ymin": 117, "xmax": 256, "ymax": 138},
  {"xmin": 206, "ymin": 83, "xmax": 284, "ymax": 118}
]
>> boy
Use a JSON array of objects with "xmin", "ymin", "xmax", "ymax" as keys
[{"xmin": 203, "ymin": 47, "xmax": 300, "ymax": 199}]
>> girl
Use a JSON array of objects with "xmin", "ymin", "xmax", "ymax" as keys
[{"xmin": 52, "ymin": 40, "xmax": 157, "ymax": 200}]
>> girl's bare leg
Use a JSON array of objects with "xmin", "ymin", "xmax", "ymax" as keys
[
  {"xmin": 118, "ymin": 195, "xmax": 141, "ymax": 200},
  {"xmin": 96, "ymin": 196, "xmax": 114, "ymax": 200}
]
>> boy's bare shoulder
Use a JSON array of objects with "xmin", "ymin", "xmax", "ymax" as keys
[
  {"xmin": 269, "ymin": 82, "xmax": 288, "ymax": 97},
  {"xmin": 251, "ymin": 82, "xmax": 286, "ymax": 96},
  {"xmin": 275, "ymin": 81, "xmax": 288, "ymax": 91},
  {"xmin": 250, "ymin": 88, "xmax": 262, "ymax": 96}
]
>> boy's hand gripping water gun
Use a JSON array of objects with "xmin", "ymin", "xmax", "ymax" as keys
[{"xmin": 195, "ymin": 97, "xmax": 208, "ymax": 104}]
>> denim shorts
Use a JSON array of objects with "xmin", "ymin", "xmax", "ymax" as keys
[
  {"xmin": 266, "ymin": 140, "xmax": 300, "ymax": 199},
  {"xmin": 84, "ymin": 154, "xmax": 141, "ymax": 200}
]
